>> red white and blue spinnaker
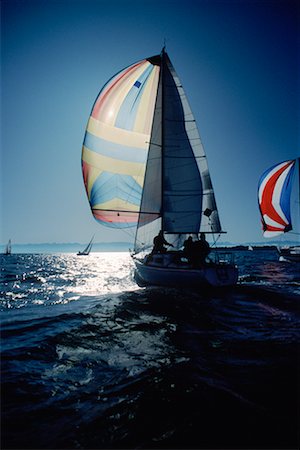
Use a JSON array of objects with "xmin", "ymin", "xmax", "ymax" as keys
[{"xmin": 258, "ymin": 159, "xmax": 296, "ymax": 237}]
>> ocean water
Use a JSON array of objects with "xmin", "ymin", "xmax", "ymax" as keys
[{"xmin": 1, "ymin": 250, "xmax": 299, "ymax": 450}]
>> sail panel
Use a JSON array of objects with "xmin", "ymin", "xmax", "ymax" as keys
[
  {"xmin": 82, "ymin": 147, "xmax": 145, "ymax": 177},
  {"xmin": 163, "ymin": 54, "xmax": 221, "ymax": 235},
  {"xmin": 92, "ymin": 210, "xmax": 139, "ymax": 228},
  {"xmin": 84, "ymin": 132, "xmax": 148, "ymax": 163},
  {"xmin": 92, "ymin": 60, "xmax": 159, "ymax": 134},
  {"xmin": 87, "ymin": 117, "xmax": 149, "ymax": 149},
  {"xmin": 90, "ymin": 172, "xmax": 142, "ymax": 206},
  {"xmin": 82, "ymin": 57, "xmax": 160, "ymax": 228},
  {"xmin": 258, "ymin": 159, "xmax": 296, "ymax": 237},
  {"xmin": 134, "ymin": 218, "xmax": 162, "ymax": 252}
]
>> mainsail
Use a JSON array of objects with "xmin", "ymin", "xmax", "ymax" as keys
[
  {"xmin": 134, "ymin": 50, "xmax": 221, "ymax": 252},
  {"xmin": 258, "ymin": 159, "xmax": 296, "ymax": 237}
]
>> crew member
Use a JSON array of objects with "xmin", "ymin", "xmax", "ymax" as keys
[{"xmin": 152, "ymin": 230, "xmax": 173, "ymax": 254}]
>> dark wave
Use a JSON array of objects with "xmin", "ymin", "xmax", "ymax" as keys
[{"xmin": 1, "ymin": 253, "xmax": 299, "ymax": 449}]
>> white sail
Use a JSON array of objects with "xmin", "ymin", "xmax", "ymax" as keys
[
  {"xmin": 77, "ymin": 236, "xmax": 94, "ymax": 255},
  {"xmin": 4, "ymin": 239, "xmax": 12, "ymax": 255}
]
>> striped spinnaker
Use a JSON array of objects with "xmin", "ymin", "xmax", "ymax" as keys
[
  {"xmin": 258, "ymin": 159, "xmax": 296, "ymax": 237},
  {"xmin": 82, "ymin": 57, "xmax": 160, "ymax": 227}
]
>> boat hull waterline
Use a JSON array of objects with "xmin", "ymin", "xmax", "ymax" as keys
[{"xmin": 133, "ymin": 258, "xmax": 238, "ymax": 288}]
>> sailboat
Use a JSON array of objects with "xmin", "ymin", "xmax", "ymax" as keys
[
  {"xmin": 3, "ymin": 239, "xmax": 12, "ymax": 255},
  {"xmin": 81, "ymin": 48, "xmax": 238, "ymax": 288},
  {"xmin": 258, "ymin": 158, "xmax": 300, "ymax": 262},
  {"xmin": 77, "ymin": 236, "xmax": 94, "ymax": 256}
]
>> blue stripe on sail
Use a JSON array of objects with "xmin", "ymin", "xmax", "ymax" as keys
[
  {"xmin": 84, "ymin": 131, "xmax": 147, "ymax": 163},
  {"xmin": 279, "ymin": 162, "xmax": 295, "ymax": 224},
  {"xmin": 90, "ymin": 172, "xmax": 142, "ymax": 207},
  {"xmin": 115, "ymin": 64, "xmax": 154, "ymax": 130}
]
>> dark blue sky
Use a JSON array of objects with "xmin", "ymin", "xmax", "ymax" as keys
[{"xmin": 1, "ymin": 0, "xmax": 299, "ymax": 244}]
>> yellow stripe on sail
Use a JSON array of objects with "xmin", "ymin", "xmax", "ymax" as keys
[
  {"xmin": 93, "ymin": 198, "xmax": 140, "ymax": 212},
  {"xmin": 85, "ymin": 165, "xmax": 102, "ymax": 198},
  {"xmin": 82, "ymin": 146, "xmax": 145, "ymax": 181},
  {"xmin": 87, "ymin": 116, "xmax": 149, "ymax": 150},
  {"xmin": 134, "ymin": 65, "xmax": 160, "ymax": 134}
]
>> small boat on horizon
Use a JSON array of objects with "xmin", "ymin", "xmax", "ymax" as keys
[
  {"xmin": 81, "ymin": 48, "xmax": 238, "ymax": 288},
  {"xmin": 3, "ymin": 239, "xmax": 12, "ymax": 255},
  {"xmin": 258, "ymin": 158, "xmax": 300, "ymax": 262},
  {"xmin": 77, "ymin": 236, "xmax": 94, "ymax": 256}
]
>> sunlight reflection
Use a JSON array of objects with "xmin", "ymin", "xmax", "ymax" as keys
[
  {"xmin": 0, "ymin": 252, "xmax": 140, "ymax": 309},
  {"xmin": 59, "ymin": 252, "xmax": 138, "ymax": 296}
]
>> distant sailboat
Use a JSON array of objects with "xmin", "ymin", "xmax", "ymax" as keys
[
  {"xmin": 81, "ymin": 48, "xmax": 238, "ymax": 288},
  {"xmin": 3, "ymin": 239, "xmax": 12, "ymax": 255},
  {"xmin": 77, "ymin": 236, "xmax": 94, "ymax": 256},
  {"xmin": 258, "ymin": 158, "xmax": 300, "ymax": 262}
]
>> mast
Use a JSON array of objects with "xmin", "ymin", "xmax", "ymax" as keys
[
  {"xmin": 296, "ymin": 158, "xmax": 300, "ymax": 215},
  {"xmin": 161, "ymin": 46, "xmax": 166, "ymax": 233}
]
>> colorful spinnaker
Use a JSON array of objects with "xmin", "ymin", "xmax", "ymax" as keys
[
  {"xmin": 258, "ymin": 159, "xmax": 296, "ymax": 237},
  {"xmin": 81, "ymin": 56, "xmax": 160, "ymax": 228}
]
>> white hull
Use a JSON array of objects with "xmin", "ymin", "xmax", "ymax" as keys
[{"xmin": 133, "ymin": 253, "xmax": 238, "ymax": 288}]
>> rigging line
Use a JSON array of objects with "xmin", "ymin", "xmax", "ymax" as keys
[
  {"xmin": 163, "ymin": 155, "xmax": 206, "ymax": 159},
  {"xmin": 123, "ymin": 223, "xmax": 136, "ymax": 238},
  {"xmin": 165, "ymin": 119, "xmax": 196, "ymax": 123},
  {"xmin": 208, "ymin": 217, "xmax": 216, "ymax": 245},
  {"xmin": 101, "ymin": 219, "xmax": 135, "ymax": 241},
  {"xmin": 122, "ymin": 178, "xmax": 142, "ymax": 205},
  {"xmin": 145, "ymin": 141, "xmax": 162, "ymax": 147},
  {"xmin": 165, "ymin": 137, "xmax": 203, "ymax": 141},
  {"xmin": 133, "ymin": 232, "xmax": 150, "ymax": 248},
  {"xmin": 163, "ymin": 192, "xmax": 214, "ymax": 197},
  {"xmin": 210, "ymin": 233, "xmax": 221, "ymax": 247},
  {"xmin": 164, "ymin": 231, "xmax": 227, "ymax": 234}
]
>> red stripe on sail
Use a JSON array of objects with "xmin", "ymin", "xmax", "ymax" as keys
[
  {"xmin": 92, "ymin": 210, "xmax": 139, "ymax": 224},
  {"xmin": 260, "ymin": 161, "xmax": 291, "ymax": 229},
  {"xmin": 91, "ymin": 61, "xmax": 145, "ymax": 119},
  {"xmin": 261, "ymin": 219, "xmax": 285, "ymax": 233}
]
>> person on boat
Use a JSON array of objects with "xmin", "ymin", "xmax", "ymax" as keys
[
  {"xmin": 183, "ymin": 236, "xmax": 194, "ymax": 263},
  {"xmin": 193, "ymin": 233, "xmax": 210, "ymax": 267},
  {"xmin": 152, "ymin": 230, "xmax": 173, "ymax": 254}
]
